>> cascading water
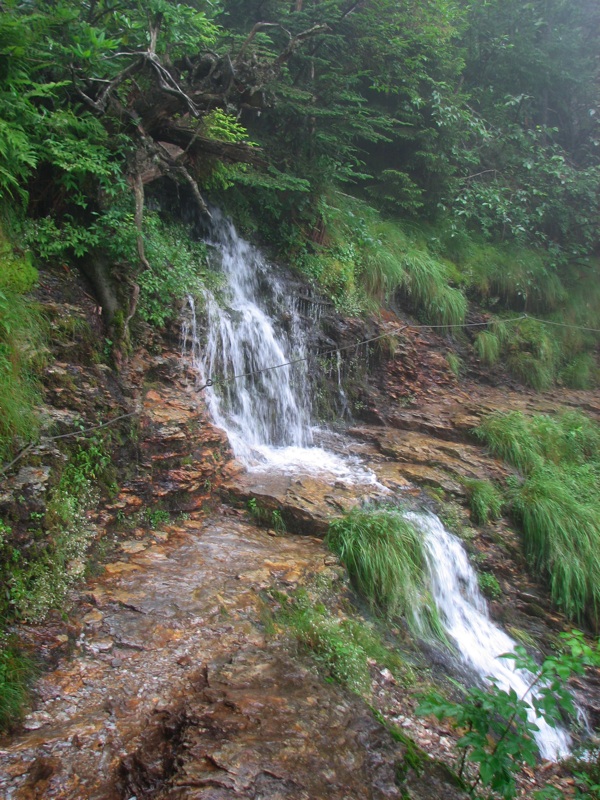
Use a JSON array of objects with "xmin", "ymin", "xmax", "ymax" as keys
[
  {"xmin": 184, "ymin": 212, "xmax": 571, "ymax": 761},
  {"xmin": 185, "ymin": 209, "xmax": 312, "ymax": 463},
  {"xmin": 407, "ymin": 512, "xmax": 571, "ymax": 761}
]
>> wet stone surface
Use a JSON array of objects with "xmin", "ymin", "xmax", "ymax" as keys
[{"xmin": 0, "ymin": 514, "xmax": 406, "ymax": 799}]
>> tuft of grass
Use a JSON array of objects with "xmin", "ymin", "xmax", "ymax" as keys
[
  {"xmin": 294, "ymin": 195, "xmax": 467, "ymax": 327},
  {"xmin": 273, "ymin": 589, "xmax": 371, "ymax": 694},
  {"xmin": 446, "ymin": 352, "xmax": 462, "ymax": 378},
  {"xmin": 0, "ymin": 640, "xmax": 36, "ymax": 731},
  {"xmin": 460, "ymin": 241, "xmax": 565, "ymax": 313},
  {"xmin": 464, "ymin": 479, "xmax": 503, "ymax": 525},
  {"xmin": 474, "ymin": 330, "xmax": 501, "ymax": 366},
  {"xmin": 326, "ymin": 506, "xmax": 442, "ymax": 637},
  {"xmin": 476, "ymin": 410, "xmax": 600, "ymax": 622},
  {"xmin": 561, "ymin": 352, "xmax": 596, "ymax": 389}
]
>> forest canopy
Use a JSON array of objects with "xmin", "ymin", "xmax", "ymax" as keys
[{"xmin": 0, "ymin": 0, "xmax": 598, "ymax": 342}]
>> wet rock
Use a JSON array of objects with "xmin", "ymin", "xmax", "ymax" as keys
[{"xmin": 120, "ymin": 650, "xmax": 402, "ymax": 800}]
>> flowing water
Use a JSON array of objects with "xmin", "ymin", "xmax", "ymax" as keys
[
  {"xmin": 185, "ymin": 212, "xmax": 571, "ymax": 761},
  {"xmin": 407, "ymin": 512, "xmax": 571, "ymax": 760}
]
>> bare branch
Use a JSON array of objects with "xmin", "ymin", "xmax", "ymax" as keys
[
  {"xmin": 273, "ymin": 24, "xmax": 330, "ymax": 66},
  {"xmin": 235, "ymin": 22, "xmax": 291, "ymax": 65},
  {"xmin": 74, "ymin": 57, "xmax": 143, "ymax": 113}
]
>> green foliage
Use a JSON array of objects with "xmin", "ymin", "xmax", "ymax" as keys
[
  {"xmin": 0, "ymin": 287, "xmax": 43, "ymax": 462},
  {"xmin": 326, "ymin": 506, "xmax": 441, "ymax": 637},
  {"xmin": 138, "ymin": 215, "xmax": 211, "ymax": 328},
  {"xmin": 247, "ymin": 497, "xmax": 286, "ymax": 532},
  {"xmin": 464, "ymin": 479, "xmax": 503, "ymax": 525},
  {"xmin": 476, "ymin": 410, "xmax": 600, "ymax": 621},
  {"xmin": 478, "ymin": 572, "xmax": 502, "ymax": 601},
  {"xmin": 0, "ymin": 233, "xmax": 37, "ymax": 293},
  {"xmin": 560, "ymin": 352, "xmax": 596, "ymax": 390},
  {"xmin": 200, "ymin": 109, "xmax": 257, "ymax": 191},
  {"xmin": 144, "ymin": 507, "xmax": 170, "ymax": 529},
  {"xmin": 271, "ymin": 588, "xmax": 409, "ymax": 696},
  {"xmin": 0, "ymin": 639, "xmax": 35, "ymax": 731},
  {"xmin": 294, "ymin": 196, "xmax": 467, "ymax": 325},
  {"xmin": 570, "ymin": 746, "xmax": 600, "ymax": 799},
  {"xmin": 274, "ymin": 590, "xmax": 371, "ymax": 694},
  {"xmin": 474, "ymin": 331, "xmax": 500, "ymax": 366},
  {"xmin": 418, "ymin": 631, "xmax": 600, "ymax": 799},
  {"xmin": 0, "ymin": 434, "xmax": 113, "ymax": 624},
  {"xmin": 461, "ymin": 243, "xmax": 565, "ymax": 313}
]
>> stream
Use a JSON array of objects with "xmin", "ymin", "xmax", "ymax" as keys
[{"xmin": 186, "ymin": 211, "xmax": 571, "ymax": 762}]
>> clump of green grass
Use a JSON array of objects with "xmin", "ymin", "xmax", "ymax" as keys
[
  {"xmin": 561, "ymin": 352, "xmax": 596, "ymax": 389},
  {"xmin": 446, "ymin": 352, "xmax": 462, "ymax": 378},
  {"xmin": 474, "ymin": 330, "xmax": 501, "ymax": 366},
  {"xmin": 326, "ymin": 506, "xmax": 442, "ymax": 637},
  {"xmin": 460, "ymin": 241, "xmax": 565, "ymax": 313},
  {"xmin": 294, "ymin": 195, "xmax": 467, "ymax": 326},
  {"xmin": 476, "ymin": 410, "xmax": 600, "ymax": 622},
  {"xmin": 478, "ymin": 571, "xmax": 502, "ymax": 600},
  {"xmin": 464, "ymin": 479, "xmax": 503, "ymax": 525},
  {"xmin": 0, "ymin": 640, "xmax": 35, "ymax": 731},
  {"xmin": 273, "ymin": 589, "xmax": 371, "ymax": 693}
]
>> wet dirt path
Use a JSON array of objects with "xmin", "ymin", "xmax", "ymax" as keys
[{"xmin": 0, "ymin": 512, "xmax": 400, "ymax": 799}]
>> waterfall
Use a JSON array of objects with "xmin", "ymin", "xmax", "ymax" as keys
[
  {"xmin": 185, "ymin": 210, "xmax": 312, "ymax": 463},
  {"xmin": 184, "ymin": 213, "xmax": 572, "ymax": 761},
  {"xmin": 407, "ymin": 511, "xmax": 571, "ymax": 761}
]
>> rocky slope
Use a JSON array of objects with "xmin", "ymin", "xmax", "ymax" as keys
[{"xmin": 1, "ymin": 262, "xmax": 599, "ymax": 798}]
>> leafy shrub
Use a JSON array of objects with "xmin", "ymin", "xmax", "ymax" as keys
[
  {"xmin": 326, "ymin": 506, "xmax": 441, "ymax": 636},
  {"xmin": 137, "ymin": 215, "xmax": 211, "ymax": 327},
  {"xmin": 418, "ymin": 631, "xmax": 599, "ymax": 799},
  {"xmin": 476, "ymin": 410, "xmax": 600, "ymax": 621}
]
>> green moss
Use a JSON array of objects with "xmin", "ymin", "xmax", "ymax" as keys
[{"xmin": 0, "ymin": 231, "xmax": 38, "ymax": 294}]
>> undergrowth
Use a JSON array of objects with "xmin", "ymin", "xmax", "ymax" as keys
[
  {"xmin": 289, "ymin": 193, "xmax": 598, "ymax": 388},
  {"xmin": 269, "ymin": 586, "xmax": 412, "ymax": 696},
  {"xmin": 326, "ymin": 505, "xmax": 442, "ymax": 638},
  {"xmin": 0, "ymin": 284, "xmax": 44, "ymax": 463},
  {"xmin": 475, "ymin": 410, "xmax": 600, "ymax": 622},
  {"xmin": 294, "ymin": 195, "xmax": 466, "ymax": 327},
  {"xmin": 0, "ymin": 638, "xmax": 36, "ymax": 731},
  {"xmin": 0, "ymin": 434, "xmax": 114, "ymax": 624}
]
